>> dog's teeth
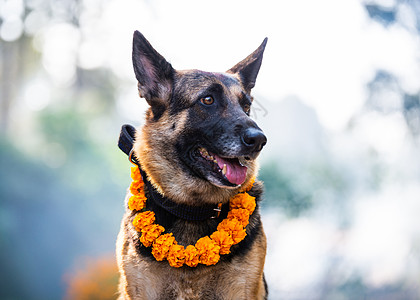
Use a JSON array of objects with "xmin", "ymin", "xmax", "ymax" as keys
[
  {"xmin": 238, "ymin": 157, "xmax": 247, "ymax": 167},
  {"xmin": 222, "ymin": 164, "xmax": 227, "ymax": 176},
  {"xmin": 199, "ymin": 148, "xmax": 211, "ymax": 159}
]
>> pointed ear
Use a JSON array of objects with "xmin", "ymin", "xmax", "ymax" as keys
[
  {"xmin": 132, "ymin": 30, "xmax": 174, "ymax": 118},
  {"xmin": 227, "ymin": 38, "xmax": 267, "ymax": 92}
]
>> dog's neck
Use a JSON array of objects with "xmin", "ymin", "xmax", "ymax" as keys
[{"xmin": 138, "ymin": 166, "xmax": 229, "ymax": 221}]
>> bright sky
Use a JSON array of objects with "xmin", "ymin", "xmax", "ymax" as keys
[
  {"xmin": 8, "ymin": 0, "xmax": 417, "ymax": 131},
  {"xmin": 77, "ymin": 0, "xmax": 420, "ymax": 131},
  {"xmin": 1, "ymin": 0, "xmax": 418, "ymax": 130}
]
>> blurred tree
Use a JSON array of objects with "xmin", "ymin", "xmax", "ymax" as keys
[
  {"xmin": 0, "ymin": 1, "xmax": 129, "ymax": 298},
  {"xmin": 0, "ymin": 35, "xmax": 34, "ymax": 132},
  {"xmin": 0, "ymin": 127, "xmax": 126, "ymax": 299},
  {"xmin": 362, "ymin": 1, "xmax": 420, "ymax": 138},
  {"xmin": 403, "ymin": 93, "xmax": 420, "ymax": 137},
  {"xmin": 259, "ymin": 160, "xmax": 312, "ymax": 217},
  {"xmin": 365, "ymin": 4, "xmax": 396, "ymax": 27}
]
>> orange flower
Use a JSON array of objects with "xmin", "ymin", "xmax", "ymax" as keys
[
  {"xmin": 131, "ymin": 166, "xmax": 141, "ymax": 181},
  {"xmin": 239, "ymin": 177, "xmax": 255, "ymax": 193},
  {"xmin": 130, "ymin": 180, "xmax": 144, "ymax": 195},
  {"xmin": 210, "ymin": 230, "xmax": 234, "ymax": 255},
  {"xmin": 195, "ymin": 236, "xmax": 220, "ymax": 266},
  {"xmin": 140, "ymin": 224, "xmax": 164, "ymax": 247},
  {"xmin": 132, "ymin": 211, "xmax": 155, "ymax": 231},
  {"xmin": 167, "ymin": 244, "xmax": 185, "ymax": 268},
  {"xmin": 229, "ymin": 193, "xmax": 256, "ymax": 214},
  {"xmin": 152, "ymin": 233, "xmax": 176, "ymax": 261},
  {"xmin": 217, "ymin": 218, "xmax": 247, "ymax": 245},
  {"xmin": 128, "ymin": 194, "xmax": 147, "ymax": 211},
  {"xmin": 227, "ymin": 208, "xmax": 250, "ymax": 227},
  {"xmin": 184, "ymin": 245, "xmax": 200, "ymax": 267}
]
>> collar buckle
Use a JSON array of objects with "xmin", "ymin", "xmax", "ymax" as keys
[
  {"xmin": 211, "ymin": 203, "xmax": 223, "ymax": 219},
  {"xmin": 128, "ymin": 149, "xmax": 138, "ymax": 166}
]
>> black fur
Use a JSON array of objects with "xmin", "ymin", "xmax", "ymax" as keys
[{"xmin": 228, "ymin": 38, "xmax": 268, "ymax": 92}]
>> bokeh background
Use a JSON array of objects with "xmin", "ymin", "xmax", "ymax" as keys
[{"xmin": 1, "ymin": 0, "xmax": 420, "ymax": 299}]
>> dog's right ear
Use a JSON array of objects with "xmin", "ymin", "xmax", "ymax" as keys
[{"xmin": 132, "ymin": 30, "xmax": 174, "ymax": 119}]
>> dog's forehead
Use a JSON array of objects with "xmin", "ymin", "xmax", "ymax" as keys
[
  {"xmin": 175, "ymin": 70, "xmax": 244, "ymax": 100},
  {"xmin": 203, "ymin": 71, "xmax": 238, "ymax": 87}
]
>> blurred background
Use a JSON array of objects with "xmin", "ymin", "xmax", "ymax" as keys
[{"xmin": 1, "ymin": 0, "xmax": 420, "ymax": 299}]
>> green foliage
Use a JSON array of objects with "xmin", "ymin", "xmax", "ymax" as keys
[
  {"xmin": 259, "ymin": 158, "xmax": 351, "ymax": 218},
  {"xmin": 259, "ymin": 161, "xmax": 312, "ymax": 217},
  {"xmin": 0, "ymin": 107, "xmax": 128, "ymax": 299}
]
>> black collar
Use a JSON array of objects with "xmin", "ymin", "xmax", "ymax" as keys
[{"xmin": 118, "ymin": 124, "xmax": 228, "ymax": 221}]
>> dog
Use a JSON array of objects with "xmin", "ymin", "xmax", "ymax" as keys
[{"xmin": 116, "ymin": 30, "xmax": 268, "ymax": 300}]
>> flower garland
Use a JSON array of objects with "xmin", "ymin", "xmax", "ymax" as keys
[{"xmin": 128, "ymin": 166, "xmax": 256, "ymax": 268}]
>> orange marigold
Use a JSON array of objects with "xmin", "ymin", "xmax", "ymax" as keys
[
  {"xmin": 130, "ymin": 180, "xmax": 144, "ymax": 195},
  {"xmin": 132, "ymin": 211, "xmax": 155, "ymax": 231},
  {"xmin": 210, "ymin": 230, "xmax": 234, "ymax": 255},
  {"xmin": 131, "ymin": 166, "xmax": 141, "ymax": 181},
  {"xmin": 217, "ymin": 218, "xmax": 247, "ymax": 245},
  {"xmin": 184, "ymin": 245, "xmax": 200, "ymax": 267},
  {"xmin": 128, "ymin": 194, "xmax": 147, "ymax": 211},
  {"xmin": 229, "ymin": 193, "xmax": 256, "ymax": 214},
  {"xmin": 167, "ymin": 244, "xmax": 185, "ymax": 268},
  {"xmin": 152, "ymin": 233, "xmax": 176, "ymax": 261},
  {"xmin": 227, "ymin": 208, "xmax": 250, "ymax": 227},
  {"xmin": 140, "ymin": 224, "xmax": 164, "ymax": 247},
  {"xmin": 195, "ymin": 236, "xmax": 220, "ymax": 266},
  {"xmin": 239, "ymin": 177, "xmax": 255, "ymax": 193}
]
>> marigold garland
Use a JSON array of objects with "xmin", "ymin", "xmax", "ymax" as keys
[
  {"xmin": 132, "ymin": 210, "xmax": 155, "ymax": 231},
  {"xmin": 210, "ymin": 230, "xmax": 233, "ymax": 255},
  {"xmin": 167, "ymin": 243, "xmax": 186, "ymax": 268},
  {"xmin": 151, "ymin": 233, "xmax": 176, "ymax": 261},
  {"xmin": 128, "ymin": 165, "xmax": 256, "ymax": 268},
  {"xmin": 140, "ymin": 224, "xmax": 165, "ymax": 247},
  {"xmin": 184, "ymin": 245, "xmax": 200, "ymax": 267}
]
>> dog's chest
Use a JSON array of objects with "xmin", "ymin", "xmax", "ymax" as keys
[
  {"xmin": 147, "ymin": 261, "xmax": 242, "ymax": 300},
  {"xmin": 127, "ymin": 259, "xmax": 225, "ymax": 299}
]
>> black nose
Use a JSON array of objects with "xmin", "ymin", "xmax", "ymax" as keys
[{"xmin": 242, "ymin": 127, "xmax": 267, "ymax": 152}]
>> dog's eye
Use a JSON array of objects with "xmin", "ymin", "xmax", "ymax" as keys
[
  {"xmin": 243, "ymin": 104, "xmax": 251, "ymax": 114},
  {"xmin": 200, "ymin": 96, "xmax": 214, "ymax": 105}
]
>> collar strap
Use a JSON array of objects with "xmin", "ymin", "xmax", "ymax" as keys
[
  {"xmin": 118, "ymin": 124, "xmax": 228, "ymax": 221},
  {"xmin": 118, "ymin": 124, "xmax": 139, "ymax": 165}
]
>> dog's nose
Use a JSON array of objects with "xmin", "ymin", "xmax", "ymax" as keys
[{"xmin": 242, "ymin": 127, "xmax": 267, "ymax": 152}]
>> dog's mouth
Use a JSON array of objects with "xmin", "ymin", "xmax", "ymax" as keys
[{"xmin": 192, "ymin": 147, "xmax": 250, "ymax": 188}]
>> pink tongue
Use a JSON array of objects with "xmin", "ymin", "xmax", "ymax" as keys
[{"xmin": 215, "ymin": 155, "xmax": 248, "ymax": 185}]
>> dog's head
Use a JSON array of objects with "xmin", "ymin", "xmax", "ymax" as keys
[{"xmin": 132, "ymin": 31, "xmax": 267, "ymax": 204}]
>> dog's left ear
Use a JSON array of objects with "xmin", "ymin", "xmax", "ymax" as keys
[
  {"xmin": 227, "ymin": 38, "xmax": 268, "ymax": 92},
  {"xmin": 132, "ymin": 30, "xmax": 174, "ymax": 119}
]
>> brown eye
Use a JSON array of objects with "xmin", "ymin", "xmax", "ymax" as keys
[
  {"xmin": 244, "ymin": 104, "xmax": 251, "ymax": 114},
  {"xmin": 200, "ymin": 96, "xmax": 214, "ymax": 105}
]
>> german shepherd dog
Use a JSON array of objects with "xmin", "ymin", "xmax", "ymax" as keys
[{"xmin": 116, "ymin": 30, "xmax": 268, "ymax": 299}]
